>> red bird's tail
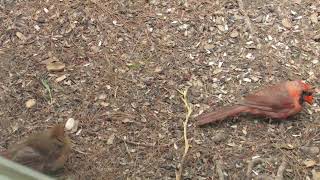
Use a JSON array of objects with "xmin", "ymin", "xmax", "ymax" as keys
[{"xmin": 196, "ymin": 105, "xmax": 248, "ymax": 126}]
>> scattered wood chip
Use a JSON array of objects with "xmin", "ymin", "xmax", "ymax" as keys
[
  {"xmin": 255, "ymin": 175, "xmax": 273, "ymax": 180},
  {"xmin": 313, "ymin": 34, "xmax": 320, "ymax": 42},
  {"xmin": 154, "ymin": 66, "xmax": 163, "ymax": 73},
  {"xmin": 98, "ymin": 94, "xmax": 107, "ymax": 100},
  {"xmin": 275, "ymin": 160, "xmax": 287, "ymax": 180},
  {"xmin": 217, "ymin": 25, "xmax": 225, "ymax": 32},
  {"xmin": 40, "ymin": 56, "xmax": 60, "ymax": 65},
  {"xmin": 304, "ymin": 159, "xmax": 317, "ymax": 168},
  {"xmin": 122, "ymin": 118, "xmax": 134, "ymax": 123},
  {"xmin": 272, "ymin": 143, "xmax": 295, "ymax": 150},
  {"xmin": 25, "ymin": 99, "xmax": 36, "ymax": 108},
  {"xmin": 281, "ymin": 18, "xmax": 292, "ymax": 29},
  {"xmin": 312, "ymin": 59, "xmax": 319, "ymax": 64},
  {"xmin": 43, "ymin": 7, "xmax": 49, "ymax": 13},
  {"xmin": 211, "ymin": 131, "xmax": 228, "ymax": 143},
  {"xmin": 107, "ymin": 133, "xmax": 115, "ymax": 145},
  {"xmin": 212, "ymin": 68, "xmax": 222, "ymax": 75},
  {"xmin": 227, "ymin": 142, "xmax": 237, "ymax": 147},
  {"xmin": 301, "ymin": 146, "xmax": 319, "ymax": 155},
  {"xmin": 204, "ymin": 43, "xmax": 215, "ymax": 50},
  {"xmin": 243, "ymin": 78, "xmax": 252, "ymax": 83},
  {"xmin": 216, "ymin": 160, "xmax": 225, "ymax": 180},
  {"xmin": 16, "ymin": 32, "xmax": 26, "ymax": 41},
  {"xmin": 293, "ymin": 0, "xmax": 301, "ymax": 4},
  {"xmin": 246, "ymin": 158, "xmax": 264, "ymax": 178},
  {"xmin": 34, "ymin": 25, "xmax": 40, "ymax": 31},
  {"xmin": 310, "ymin": 13, "xmax": 318, "ymax": 24},
  {"xmin": 55, "ymin": 75, "xmax": 67, "ymax": 83},
  {"xmin": 230, "ymin": 29, "xmax": 239, "ymax": 38},
  {"xmin": 100, "ymin": 102, "xmax": 109, "ymax": 107},
  {"xmin": 47, "ymin": 61, "xmax": 65, "ymax": 72},
  {"xmin": 312, "ymin": 169, "xmax": 320, "ymax": 180},
  {"xmin": 237, "ymin": 0, "xmax": 254, "ymax": 33}
]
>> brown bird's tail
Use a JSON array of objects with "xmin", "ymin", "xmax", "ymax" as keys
[
  {"xmin": 196, "ymin": 105, "xmax": 249, "ymax": 126},
  {"xmin": 0, "ymin": 150, "xmax": 10, "ymax": 159}
]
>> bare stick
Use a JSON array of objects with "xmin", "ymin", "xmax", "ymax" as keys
[
  {"xmin": 122, "ymin": 139, "xmax": 133, "ymax": 160},
  {"xmin": 246, "ymin": 158, "xmax": 264, "ymax": 179},
  {"xmin": 116, "ymin": 135, "xmax": 183, "ymax": 148},
  {"xmin": 275, "ymin": 160, "xmax": 287, "ymax": 180},
  {"xmin": 73, "ymin": 148, "xmax": 88, "ymax": 155},
  {"xmin": 216, "ymin": 160, "xmax": 224, "ymax": 180},
  {"xmin": 175, "ymin": 87, "xmax": 193, "ymax": 180}
]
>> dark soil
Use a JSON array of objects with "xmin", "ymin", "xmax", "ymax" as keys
[{"xmin": 0, "ymin": 0, "xmax": 320, "ymax": 179}]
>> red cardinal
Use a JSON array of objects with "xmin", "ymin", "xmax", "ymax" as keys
[{"xmin": 196, "ymin": 80, "xmax": 314, "ymax": 126}]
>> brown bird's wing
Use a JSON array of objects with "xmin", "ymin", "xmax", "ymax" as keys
[
  {"xmin": 11, "ymin": 146, "xmax": 46, "ymax": 171},
  {"xmin": 241, "ymin": 83, "xmax": 295, "ymax": 111}
]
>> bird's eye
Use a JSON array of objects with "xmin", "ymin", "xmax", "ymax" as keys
[{"xmin": 303, "ymin": 91, "xmax": 313, "ymax": 96}]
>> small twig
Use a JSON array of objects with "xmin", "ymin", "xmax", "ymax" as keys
[
  {"xmin": 275, "ymin": 160, "xmax": 287, "ymax": 180},
  {"xmin": 175, "ymin": 87, "xmax": 193, "ymax": 180},
  {"xmin": 115, "ymin": 135, "xmax": 183, "ymax": 148},
  {"xmin": 246, "ymin": 158, "xmax": 264, "ymax": 180},
  {"xmin": 122, "ymin": 138, "xmax": 133, "ymax": 160},
  {"xmin": 216, "ymin": 160, "xmax": 224, "ymax": 180},
  {"xmin": 124, "ymin": 139, "xmax": 156, "ymax": 147},
  {"xmin": 114, "ymin": 86, "xmax": 118, "ymax": 98},
  {"xmin": 73, "ymin": 148, "xmax": 87, "ymax": 155},
  {"xmin": 41, "ymin": 79, "xmax": 53, "ymax": 104}
]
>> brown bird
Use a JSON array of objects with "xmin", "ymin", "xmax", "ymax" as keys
[
  {"xmin": 1, "ymin": 124, "xmax": 71, "ymax": 173},
  {"xmin": 196, "ymin": 80, "xmax": 314, "ymax": 126}
]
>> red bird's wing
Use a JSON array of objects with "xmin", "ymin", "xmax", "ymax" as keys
[{"xmin": 241, "ymin": 83, "xmax": 295, "ymax": 111}]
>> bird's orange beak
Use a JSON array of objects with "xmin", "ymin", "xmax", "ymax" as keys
[
  {"xmin": 301, "ymin": 82, "xmax": 315, "ymax": 104},
  {"xmin": 304, "ymin": 95, "xmax": 313, "ymax": 104}
]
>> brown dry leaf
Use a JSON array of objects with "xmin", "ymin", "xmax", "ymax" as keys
[
  {"xmin": 47, "ymin": 61, "xmax": 65, "ymax": 72},
  {"xmin": 55, "ymin": 75, "xmax": 67, "ymax": 83},
  {"xmin": 16, "ymin": 32, "xmax": 26, "ymax": 41},
  {"xmin": 282, "ymin": 18, "xmax": 292, "ymax": 29},
  {"xmin": 25, "ymin": 99, "xmax": 36, "ymax": 108},
  {"xmin": 310, "ymin": 13, "xmax": 318, "ymax": 24},
  {"xmin": 303, "ymin": 159, "xmax": 317, "ymax": 168}
]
